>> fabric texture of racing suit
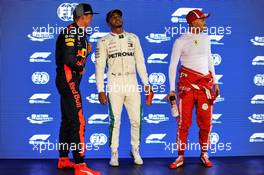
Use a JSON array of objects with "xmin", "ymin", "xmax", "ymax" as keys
[
  {"xmin": 56, "ymin": 23, "xmax": 88, "ymax": 163},
  {"xmin": 95, "ymin": 32, "xmax": 149, "ymax": 151},
  {"xmin": 168, "ymin": 32, "xmax": 218, "ymax": 155},
  {"xmin": 177, "ymin": 66, "xmax": 215, "ymax": 155}
]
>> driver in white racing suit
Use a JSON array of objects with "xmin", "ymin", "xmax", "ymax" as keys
[{"xmin": 95, "ymin": 9, "xmax": 152, "ymax": 167}]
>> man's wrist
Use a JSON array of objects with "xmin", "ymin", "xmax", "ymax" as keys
[{"xmin": 98, "ymin": 89, "xmax": 105, "ymax": 93}]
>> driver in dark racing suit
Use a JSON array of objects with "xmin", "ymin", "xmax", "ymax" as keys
[{"xmin": 55, "ymin": 3, "xmax": 101, "ymax": 175}]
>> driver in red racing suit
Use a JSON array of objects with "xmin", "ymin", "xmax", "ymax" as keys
[{"xmin": 167, "ymin": 9, "xmax": 220, "ymax": 169}]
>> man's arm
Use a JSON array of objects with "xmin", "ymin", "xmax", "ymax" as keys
[
  {"xmin": 207, "ymin": 38, "xmax": 218, "ymax": 84},
  {"xmin": 134, "ymin": 35, "xmax": 149, "ymax": 86},
  {"xmin": 63, "ymin": 34, "xmax": 84, "ymax": 72},
  {"xmin": 207, "ymin": 37, "xmax": 220, "ymax": 97},
  {"xmin": 95, "ymin": 39, "xmax": 107, "ymax": 93},
  {"xmin": 169, "ymin": 39, "xmax": 182, "ymax": 92}
]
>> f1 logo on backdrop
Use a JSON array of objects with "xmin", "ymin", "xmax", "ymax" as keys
[
  {"xmin": 248, "ymin": 114, "xmax": 264, "ymax": 123},
  {"xmin": 89, "ymin": 32, "xmax": 109, "ymax": 43},
  {"xmin": 209, "ymin": 35, "xmax": 224, "ymax": 45},
  {"xmin": 147, "ymin": 54, "xmax": 168, "ymax": 64},
  {"xmin": 250, "ymin": 36, "xmax": 264, "ymax": 46},
  {"xmin": 171, "ymin": 8, "xmax": 202, "ymax": 23},
  {"xmin": 254, "ymin": 74, "xmax": 264, "ymax": 86},
  {"xmin": 57, "ymin": 3, "xmax": 78, "ymax": 21},
  {"xmin": 89, "ymin": 73, "xmax": 107, "ymax": 84},
  {"xmin": 249, "ymin": 133, "xmax": 264, "ymax": 143},
  {"xmin": 252, "ymin": 56, "xmax": 264, "ymax": 66},
  {"xmin": 251, "ymin": 95, "xmax": 264, "ymax": 104},
  {"xmin": 29, "ymin": 134, "xmax": 51, "ymax": 145},
  {"xmin": 152, "ymin": 94, "xmax": 167, "ymax": 104},
  {"xmin": 215, "ymin": 75, "xmax": 223, "ymax": 84},
  {"xmin": 149, "ymin": 73, "xmax": 166, "ymax": 85},
  {"xmin": 29, "ymin": 93, "xmax": 51, "ymax": 104},
  {"xmin": 32, "ymin": 72, "xmax": 50, "ymax": 85},
  {"xmin": 145, "ymin": 134, "xmax": 167, "ymax": 144},
  {"xmin": 88, "ymin": 114, "xmax": 109, "ymax": 124},
  {"xmin": 30, "ymin": 52, "xmax": 52, "ymax": 63},
  {"xmin": 27, "ymin": 114, "xmax": 53, "ymax": 124},
  {"xmin": 212, "ymin": 114, "xmax": 222, "ymax": 124}
]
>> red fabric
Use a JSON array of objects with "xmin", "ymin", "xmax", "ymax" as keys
[
  {"xmin": 176, "ymin": 66, "xmax": 213, "ymax": 155},
  {"xmin": 177, "ymin": 66, "xmax": 215, "ymax": 103},
  {"xmin": 186, "ymin": 9, "xmax": 209, "ymax": 24}
]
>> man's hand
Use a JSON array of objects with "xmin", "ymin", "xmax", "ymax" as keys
[
  {"xmin": 87, "ymin": 43, "xmax": 92, "ymax": 55},
  {"xmin": 80, "ymin": 68, "xmax": 85, "ymax": 75},
  {"xmin": 144, "ymin": 85, "xmax": 151, "ymax": 94},
  {"xmin": 213, "ymin": 84, "xmax": 220, "ymax": 97},
  {"xmin": 98, "ymin": 92, "xmax": 107, "ymax": 105},
  {"xmin": 166, "ymin": 91, "xmax": 176, "ymax": 101}
]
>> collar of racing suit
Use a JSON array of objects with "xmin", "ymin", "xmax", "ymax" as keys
[{"xmin": 110, "ymin": 31, "xmax": 126, "ymax": 38}]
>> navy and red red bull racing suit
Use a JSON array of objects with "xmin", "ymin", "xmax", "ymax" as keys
[{"xmin": 55, "ymin": 23, "xmax": 88, "ymax": 163}]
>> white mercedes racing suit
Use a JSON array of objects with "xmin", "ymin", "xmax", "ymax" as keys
[{"xmin": 95, "ymin": 32, "xmax": 149, "ymax": 151}]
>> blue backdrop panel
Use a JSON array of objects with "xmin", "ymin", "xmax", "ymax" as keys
[{"xmin": 0, "ymin": 0, "xmax": 264, "ymax": 158}]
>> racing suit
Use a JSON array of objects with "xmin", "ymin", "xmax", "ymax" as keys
[
  {"xmin": 169, "ymin": 32, "xmax": 218, "ymax": 155},
  {"xmin": 95, "ymin": 32, "xmax": 149, "ymax": 151},
  {"xmin": 56, "ymin": 23, "xmax": 88, "ymax": 163}
]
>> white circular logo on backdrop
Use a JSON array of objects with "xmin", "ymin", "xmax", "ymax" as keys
[
  {"xmin": 149, "ymin": 73, "xmax": 166, "ymax": 85},
  {"xmin": 254, "ymin": 74, "xmax": 264, "ymax": 86},
  {"xmin": 57, "ymin": 3, "xmax": 78, "ymax": 21},
  {"xmin": 32, "ymin": 72, "xmax": 50, "ymax": 84},
  {"xmin": 90, "ymin": 133, "xmax": 107, "ymax": 146},
  {"xmin": 212, "ymin": 54, "xmax": 222, "ymax": 66},
  {"xmin": 210, "ymin": 132, "xmax": 220, "ymax": 144}
]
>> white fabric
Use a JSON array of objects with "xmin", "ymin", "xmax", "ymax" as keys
[
  {"xmin": 108, "ymin": 91, "xmax": 141, "ymax": 150},
  {"xmin": 169, "ymin": 32, "xmax": 217, "ymax": 91},
  {"xmin": 95, "ymin": 32, "xmax": 146, "ymax": 150},
  {"xmin": 95, "ymin": 32, "xmax": 149, "ymax": 93}
]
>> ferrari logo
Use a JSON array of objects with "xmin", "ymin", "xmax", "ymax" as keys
[{"xmin": 194, "ymin": 40, "xmax": 198, "ymax": 45}]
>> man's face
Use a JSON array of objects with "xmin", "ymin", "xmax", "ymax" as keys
[
  {"xmin": 190, "ymin": 18, "xmax": 206, "ymax": 32},
  {"xmin": 82, "ymin": 14, "xmax": 93, "ymax": 27},
  {"xmin": 109, "ymin": 12, "xmax": 123, "ymax": 28}
]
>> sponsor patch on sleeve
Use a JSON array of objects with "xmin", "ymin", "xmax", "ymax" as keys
[
  {"xmin": 66, "ymin": 42, "xmax": 74, "ymax": 46},
  {"xmin": 65, "ymin": 38, "xmax": 75, "ymax": 47},
  {"xmin": 65, "ymin": 38, "xmax": 75, "ymax": 43}
]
